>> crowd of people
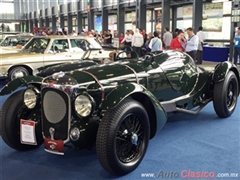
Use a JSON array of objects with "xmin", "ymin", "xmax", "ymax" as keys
[
  {"xmin": 117, "ymin": 26, "xmax": 205, "ymax": 64},
  {"xmin": 31, "ymin": 25, "xmax": 240, "ymax": 66}
]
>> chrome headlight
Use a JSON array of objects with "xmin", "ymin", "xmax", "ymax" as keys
[
  {"xmin": 74, "ymin": 95, "xmax": 93, "ymax": 117},
  {"xmin": 24, "ymin": 89, "xmax": 37, "ymax": 109}
]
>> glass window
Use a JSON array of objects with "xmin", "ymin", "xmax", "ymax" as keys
[
  {"xmin": 52, "ymin": 39, "xmax": 69, "ymax": 52},
  {"xmin": 23, "ymin": 38, "xmax": 50, "ymax": 53},
  {"xmin": 108, "ymin": 14, "xmax": 117, "ymax": 32}
]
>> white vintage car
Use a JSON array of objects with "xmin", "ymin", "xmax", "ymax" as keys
[
  {"xmin": 0, "ymin": 36, "xmax": 112, "ymax": 80},
  {"xmin": 0, "ymin": 34, "xmax": 34, "ymax": 54}
]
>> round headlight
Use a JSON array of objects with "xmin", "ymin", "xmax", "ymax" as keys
[
  {"xmin": 24, "ymin": 89, "xmax": 37, "ymax": 109},
  {"xmin": 74, "ymin": 95, "xmax": 92, "ymax": 117}
]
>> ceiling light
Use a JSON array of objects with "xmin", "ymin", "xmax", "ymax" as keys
[{"xmin": 212, "ymin": 0, "xmax": 229, "ymax": 3}]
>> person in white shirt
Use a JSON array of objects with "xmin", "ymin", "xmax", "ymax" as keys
[
  {"xmin": 71, "ymin": 30, "xmax": 77, "ymax": 36},
  {"xmin": 163, "ymin": 27, "xmax": 173, "ymax": 49},
  {"xmin": 182, "ymin": 27, "xmax": 199, "ymax": 61},
  {"xmin": 121, "ymin": 30, "xmax": 132, "ymax": 47},
  {"xmin": 131, "ymin": 28, "xmax": 144, "ymax": 57},
  {"xmin": 149, "ymin": 31, "xmax": 162, "ymax": 52},
  {"xmin": 196, "ymin": 26, "xmax": 205, "ymax": 64}
]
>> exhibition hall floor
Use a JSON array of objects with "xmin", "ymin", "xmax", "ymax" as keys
[{"xmin": 0, "ymin": 62, "xmax": 239, "ymax": 180}]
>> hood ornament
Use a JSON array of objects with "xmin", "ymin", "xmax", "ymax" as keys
[
  {"xmin": 49, "ymin": 127, "xmax": 55, "ymax": 140},
  {"xmin": 52, "ymin": 71, "xmax": 65, "ymax": 79}
]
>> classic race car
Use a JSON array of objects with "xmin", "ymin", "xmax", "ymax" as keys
[{"xmin": 0, "ymin": 50, "xmax": 239, "ymax": 175}]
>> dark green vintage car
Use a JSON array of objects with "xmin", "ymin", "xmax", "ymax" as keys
[{"xmin": 0, "ymin": 50, "xmax": 239, "ymax": 175}]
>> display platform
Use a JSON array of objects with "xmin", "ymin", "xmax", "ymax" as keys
[
  {"xmin": 0, "ymin": 81, "xmax": 239, "ymax": 180},
  {"xmin": 203, "ymin": 46, "xmax": 229, "ymax": 62}
]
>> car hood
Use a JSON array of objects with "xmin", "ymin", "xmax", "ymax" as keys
[
  {"xmin": 37, "ymin": 60, "xmax": 98, "ymax": 77},
  {"xmin": 43, "ymin": 62, "xmax": 148, "ymax": 88}
]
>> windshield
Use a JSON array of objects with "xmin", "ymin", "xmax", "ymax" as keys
[
  {"xmin": 87, "ymin": 38, "xmax": 102, "ymax": 49},
  {"xmin": 0, "ymin": 36, "xmax": 31, "ymax": 46},
  {"xmin": 22, "ymin": 38, "xmax": 50, "ymax": 53}
]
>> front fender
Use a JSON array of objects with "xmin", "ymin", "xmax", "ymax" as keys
[
  {"xmin": 101, "ymin": 83, "xmax": 167, "ymax": 135},
  {"xmin": 213, "ymin": 61, "xmax": 239, "ymax": 83},
  {"xmin": 0, "ymin": 76, "xmax": 43, "ymax": 96}
]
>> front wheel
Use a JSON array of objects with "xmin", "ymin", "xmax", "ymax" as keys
[
  {"xmin": 96, "ymin": 99, "xmax": 150, "ymax": 175},
  {"xmin": 8, "ymin": 66, "xmax": 30, "ymax": 81},
  {"xmin": 213, "ymin": 71, "xmax": 239, "ymax": 117},
  {"xmin": 0, "ymin": 90, "xmax": 43, "ymax": 151}
]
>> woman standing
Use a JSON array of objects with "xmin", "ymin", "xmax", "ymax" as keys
[{"xmin": 170, "ymin": 29, "xmax": 185, "ymax": 51}]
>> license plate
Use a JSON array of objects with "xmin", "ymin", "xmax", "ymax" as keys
[
  {"xmin": 44, "ymin": 138, "xmax": 64, "ymax": 155},
  {"xmin": 20, "ymin": 119, "xmax": 37, "ymax": 145}
]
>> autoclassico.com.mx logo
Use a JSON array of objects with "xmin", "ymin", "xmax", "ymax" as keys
[{"xmin": 141, "ymin": 170, "xmax": 239, "ymax": 179}]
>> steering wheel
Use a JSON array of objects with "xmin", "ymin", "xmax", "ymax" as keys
[
  {"xmin": 115, "ymin": 51, "xmax": 129, "ymax": 60},
  {"xmin": 144, "ymin": 54, "xmax": 153, "ymax": 63}
]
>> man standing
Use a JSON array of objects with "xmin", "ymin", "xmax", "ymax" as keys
[
  {"xmin": 163, "ymin": 27, "xmax": 173, "ymax": 49},
  {"xmin": 105, "ymin": 30, "xmax": 112, "ymax": 45},
  {"xmin": 234, "ymin": 27, "xmax": 240, "ymax": 65},
  {"xmin": 196, "ymin": 26, "xmax": 205, "ymax": 64},
  {"xmin": 149, "ymin": 31, "xmax": 162, "ymax": 52},
  {"xmin": 132, "ymin": 28, "xmax": 144, "ymax": 56},
  {"xmin": 183, "ymin": 27, "xmax": 199, "ymax": 61}
]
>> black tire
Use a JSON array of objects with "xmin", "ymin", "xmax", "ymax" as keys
[
  {"xmin": 0, "ymin": 90, "xmax": 43, "ymax": 151},
  {"xmin": 96, "ymin": 99, "xmax": 150, "ymax": 175},
  {"xmin": 8, "ymin": 66, "xmax": 30, "ymax": 81},
  {"xmin": 213, "ymin": 71, "xmax": 239, "ymax": 117}
]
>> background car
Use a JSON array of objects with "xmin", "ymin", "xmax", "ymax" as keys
[
  {"xmin": 0, "ymin": 33, "xmax": 33, "ymax": 54},
  {"xmin": 0, "ymin": 50, "xmax": 239, "ymax": 176},
  {"xmin": 0, "ymin": 36, "xmax": 113, "ymax": 81}
]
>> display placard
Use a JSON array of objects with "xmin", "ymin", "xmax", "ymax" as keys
[{"xmin": 20, "ymin": 119, "xmax": 37, "ymax": 145}]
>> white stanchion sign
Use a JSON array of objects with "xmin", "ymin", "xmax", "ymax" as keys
[{"xmin": 20, "ymin": 119, "xmax": 37, "ymax": 145}]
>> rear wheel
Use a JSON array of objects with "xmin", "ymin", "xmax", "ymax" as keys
[
  {"xmin": 0, "ymin": 90, "xmax": 43, "ymax": 151},
  {"xmin": 213, "ymin": 71, "xmax": 239, "ymax": 117},
  {"xmin": 8, "ymin": 66, "xmax": 30, "ymax": 81},
  {"xmin": 96, "ymin": 99, "xmax": 150, "ymax": 175}
]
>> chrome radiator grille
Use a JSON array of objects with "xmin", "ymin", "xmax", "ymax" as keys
[{"xmin": 42, "ymin": 88, "xmax": 70, "ymax": 141}]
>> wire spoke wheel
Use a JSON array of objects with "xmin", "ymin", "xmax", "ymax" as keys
[
  {"xmin": 96, "ymin": 99, "xmax": 150, "ymax": 175},
  {"xmin": 116, "ymin": 114, "xmax": 143, "ymax": 163}
]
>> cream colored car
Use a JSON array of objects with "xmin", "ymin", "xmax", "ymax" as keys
[
  {"xmin": 0, "ymin": 34, "xmax": 33, "ymax": 54},
  {"xmin": 0, "ymin": 36, "xmax": 111, "ymax": 80}
]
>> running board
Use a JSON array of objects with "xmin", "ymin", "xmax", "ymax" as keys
[{"xmin": 161, "ymin": 98, "xmax": 212, "ymax": 115}]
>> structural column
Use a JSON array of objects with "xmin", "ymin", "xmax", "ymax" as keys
[
  {"xmin": 102, "ymin": 0, "xmax": 108, "ymax": 31},
  {"xmin": 26, "ymin": 20, "xmax": 29, "ymax": 32},
  {"xmin": 52, "ymin": 15, "xmax": 57, "ymax": 32},
  {"xmin": 161, "ymin": 0, "xmax": 170, "ymax": 37},
  {"xmin": 45, "ymin": 17, "xmax": 50, "ymax": 28},
  {"xmin": 117, "ymin": 0, "xmax": 124, "ymax": 33},
  {"xmin": 77, "ymin": 12, "xmax": 83, "ymax": 33},
  {"xmin": 171, "ymin": 6, "xmax": 177, "ymax": 34},
  {"xmin": 193, "ymin": 0, "xmax": 203, "ymax": 33},
  {"xmin": 136, "ymin": 0, "xmax": 146, "ymax": 30},
  {"xmin": 87, "ymin": 0, "xmax": 94, "ymax": 30},
  {"xmin": 60, "ymin": 15, "xmax": 65, "ymax": 28},
  {"xmin": 30, "ymin": 20, "xmax": 34, "ymax": 32},
  {"xmin": 68, "ymin": 14, "xmax": 73, "ymax": 33}
]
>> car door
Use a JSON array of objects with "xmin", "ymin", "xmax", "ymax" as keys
[{"xmin": 43, "ymin": 39, "xmax": 75, "ymax": 66}]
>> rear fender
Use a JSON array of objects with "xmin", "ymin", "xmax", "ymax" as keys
[
  {"xmin": 0, "ymin": 76, "xmax": 43, "ymax": 96},
  {"xmin": 213, "ymin": 61, "xmax": 240, "ymax": 83},
  {"xmin": 100, "ymin": 83, "xmax": 167, "ymax": 138},
  {"xmin": 213, "ymin": 61, "xmax": 240, "ymax": 94}
]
